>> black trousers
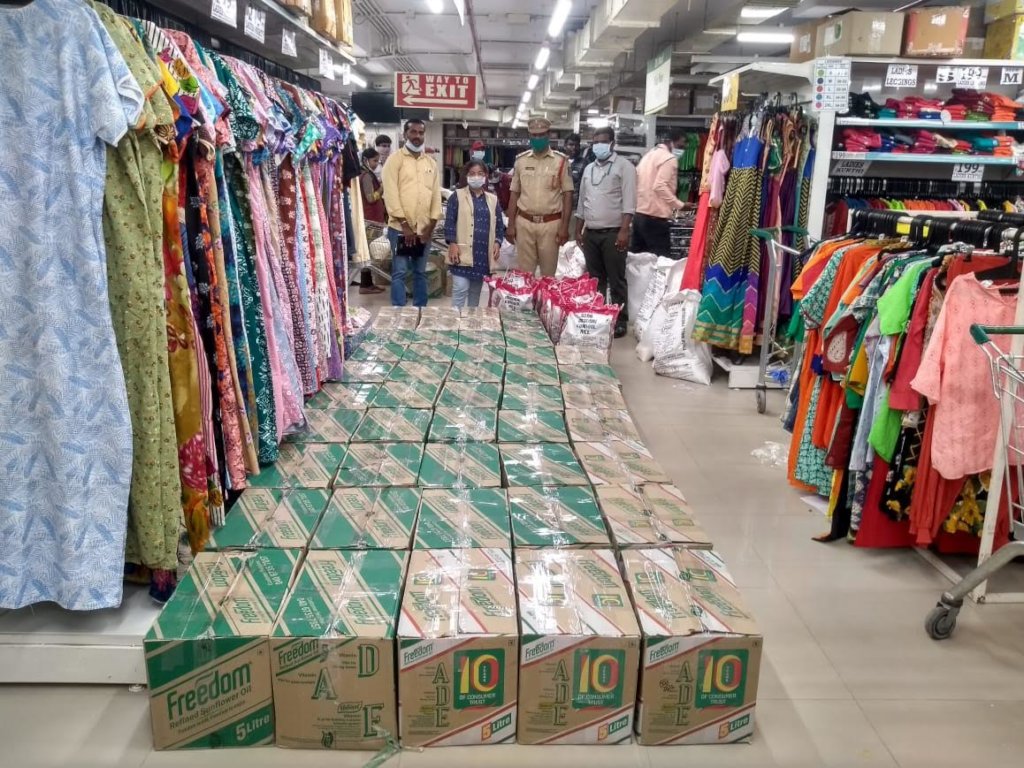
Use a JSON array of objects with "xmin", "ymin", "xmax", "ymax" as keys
[
  {"xmin": 583, "ymin": 227, "xmax": 628, "ymax": 320},
  {"xmin": 630, "ymin": 213, "xmax": 671, "ymax": 257}
]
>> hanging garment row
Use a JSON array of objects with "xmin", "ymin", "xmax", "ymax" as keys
[
  {"xmin": 783, "ymin": 208, "xmax": 1023, "ymax": 556},
  {"xmin": 0, "ymin": 0, "xmax": 358, "ymax": 610}
]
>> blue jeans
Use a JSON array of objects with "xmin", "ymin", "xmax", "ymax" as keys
[
  {"xmin": 451, "ymin": 274, "xmax": 484, "ymax": 309},
  {"xmin": 388, "ymin": 228, "xmax": 429, "ymax": 307}
]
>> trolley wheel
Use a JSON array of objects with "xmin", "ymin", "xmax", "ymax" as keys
[
  {"xmin": 756, "ymin": 388, "xmax": 767, "ymax": 415},
  {"xmin": 925, "ymin": 603, "xmax": 959, "ymax": 640}
]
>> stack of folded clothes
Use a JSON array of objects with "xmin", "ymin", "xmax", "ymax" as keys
[
  {"xmin": 884, "ymin": 96, "xmax": 946, "ymax": 119},
  {"xmin": 837, "ymin": 127, "xmax": 1011, "ymax": 157},
  {"xmin": 946, "ymin": 90, "xmax": 1022, "ymax": 122}
]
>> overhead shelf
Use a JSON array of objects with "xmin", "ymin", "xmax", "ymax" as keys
[
  {"xmin": 831, "ymin": 151, "xmax": 1019, "ymax": 166},
  {"xmin": 837, "ymin": 118, "xmax": 1024, "ymax": 130}
]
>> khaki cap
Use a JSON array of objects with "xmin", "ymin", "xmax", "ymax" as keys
[{"xmin": 527, "ymin": 117, "xmax": 552, "ymax": 132}]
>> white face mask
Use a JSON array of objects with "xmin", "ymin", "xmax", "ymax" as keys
[
  {"xmin": 467, "ymin": 176, "xmax": 486, "ymax": 189},
  {"xmin": 406, "ymin": 141, "xmax": 424, "ymax": 153},
  {"xmin": 672, "ymin": 148, "xmax": 684, "ymax": 158},
  {"xmin": 471, "ymin": 150, "xmax": 485, "ymax": 161}
]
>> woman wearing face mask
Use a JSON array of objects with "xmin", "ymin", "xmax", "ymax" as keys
[{"xmin": 444, "ymin": 160, "xmax": 506, "ymax": 309}]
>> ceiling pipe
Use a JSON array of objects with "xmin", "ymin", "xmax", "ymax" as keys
[{"xmin": 464, "ymin": 0, "xmax": 491, "ymax": 108}]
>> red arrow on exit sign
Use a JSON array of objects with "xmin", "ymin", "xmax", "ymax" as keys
[{"xmin": 394, "ymin": 72, "xmax": 478, "ymax": 111}]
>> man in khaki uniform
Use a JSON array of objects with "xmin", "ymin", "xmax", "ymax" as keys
[{"xmin": 506, "ymin": 117, "xmax": 574, "ymax": 276}]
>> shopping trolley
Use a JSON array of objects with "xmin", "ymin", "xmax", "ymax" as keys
[
  {"xmin": 749, "ymin": 226, "xmax": 809, "ymax": 414},
  {"xmin": 925, "ymin": 324, "xmax": 1024, "ymax": 640}
]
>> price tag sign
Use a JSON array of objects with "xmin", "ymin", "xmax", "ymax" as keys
[
  {"xmin": 1002, "ymin": 68, "xmax": 1023, "ymax": 86},
  {"xmin": 210, "ymin": 0, "xmax": 238, "ymax": 27},
  {"xmin": 936, "ymin": 66, "xmax": 989, "ymax": 89},
  {"xmin": 951, "ymin": 163, "xmax": 984, "ymax": 183},
  {"xmin": 282, "ymin": 29, "xmax": 297, "ymax": 57},
  {"xmin": 319, "ymin": 49, "xmax": 335, "ymax": 80},
  {"xmin": 833, "ymin": 159, "xmax": 870, "ymax": 177},
  {"xmin": 243, "ymin": 6, "xmax": 266, "ymax": 44},
  {"xmin": 885, "ymin": 64, "xmax": 917, "ymax": 89}
]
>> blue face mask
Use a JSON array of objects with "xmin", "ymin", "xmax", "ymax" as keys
[
  {"xmin": 406, "ymin": 141, "xmax": 424, "ymax": 153},
  {"xmin": 471, "ymin": 150, "xmax": 485, "ymax": 161},
  {"xmin": 592, "ymin": 142, "xmax": 612, "ymax": 161}
]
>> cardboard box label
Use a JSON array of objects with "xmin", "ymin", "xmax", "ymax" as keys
[
  {"xmin": 498, "ymin": 410, "xmax": 569, "ymax": 443},
  {"xmin": 500, "ymin": 383, "xmax": 564, "ymax": 411},
  {"xmin": 504, "ymin": 347, "xmax": 557, "ymax": 367},
  {"xmin": 453, "ymin": 647, "xmax": 505, "ymax": 708},
  {"xmin": 558, "ymin": 364, "xmax": 619, "ymax": 387},
  {"xmin": 247, "ymin": 443, "xmax": 345, "ymax": 489},
  {"xmin": 207, "ymin": 489, "xmax": 330, "ymax": 550},
  {"xmin": 452, "ymin": 345, "xmax": 506, "ymax": 365},
  {"xmin": 565, "ymin": 409, "xmax": 642, "ymax": 446},
  {"xmin": 335, "ymin": 443, "xmax": 423, "ymax": 487},
  {"xmin": 437, "ymin": 381, "xmax": 502, "ymax": 408},
  {"xmin": 353, "ymin": 408, "xmax": 433, "ymax": 442},
  {"xmin": 311, "ymin": 487, "xmax": 420, "ymax": 549},
  {"xmin": 389, "ymin": 361, "xmax": 451, "ymax": 384},
  {"xmin": 572, "ymin": 647, "xmax": 626, "ymax": 709},
  {"xmin": 286, "ymin": 408, "xmax": 364, "ymax": 443},
  {"xmin": 448, "ymin": 361, "xmax": 505, "ymax": 383},
  {"xmin": 597, "ymin": 484, "xmax": 712, "ymax": 549},
  {"xmin": 348, "ymin": 341, "xmax": 406, "ymax": 363},
  {"xmin": 370, "ymin": 381, "xmax": 440, "ymax": 409},
  {"xmin": 555, "ymin": 345, "xmax": 609, "ymax": 365},
  {"xmin": 504, "ymin": 363, "xmax": 560, "ymax": 387},
  {"xmin": 561, "ymin": 383, "xmax": 627, "ymax": 411},
  {"xmin": 500, "ymin": 444, "xmax": 589, "ymax": 486},
  {"xmin": 510, "ymin": 486, "xmax": 610, "ymax": 548},
  {"xmin": 340, "ymin": 361, "xmax": 394, "ymax": 383},
  {"xmin": 418, "ymin": 442, "xmax": 502, "ymax": 488},
  {"xmin": 458, "ymin": 331, "xmax": 506, "ymax": 347},
  {"xmin": 414, "ymin": 489, "xmax": 511, "ymax": 548},
  {"xmin": 429, "ymin": 407, "xmax": 498, "ymax": 443},
  {"xmin": 575, "ymin": 440, "xmax": 670, "ymax": 486},
  {"xmin": 306, "ymin": 382, "xmax": 379, "ymax": 410},
  {"xmin": 401, "ymin": 343, "xmax": 459, "ymax": 364}
]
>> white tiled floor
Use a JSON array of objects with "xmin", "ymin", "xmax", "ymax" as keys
[{"xmin": 3, "ymin": 321, "xmax": 1024, "ymax": 767}]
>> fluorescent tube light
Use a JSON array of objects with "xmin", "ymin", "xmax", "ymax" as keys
[
  {"xmin": 740, "ymin": 6, "xmax": 786, "ymax": 20},
  {"xmin": 736, "ymin": 31, "xmax": 794, "ymax": 43},
  {"xmin": 528, "ymin": 74, "xmax": 539, "ymax": 90},
  {"xmin": 535, "ymin": 47, "xmax": 550, "ymax": 70},
  {"xmin": 548, "ymin": 0, "xmax": 572, "ymax": 37},
  {"xmin": 426, "ymin": 0, "xmax": 444, "ymax": 13},
  {"xmin": 348, "ymin": 73, "xmax": 367, "ymax": 88}
]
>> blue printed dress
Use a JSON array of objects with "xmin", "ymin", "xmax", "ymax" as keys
[{"xmin": 0, "ymin": 0, "xmax": 143, "ymax": 609}]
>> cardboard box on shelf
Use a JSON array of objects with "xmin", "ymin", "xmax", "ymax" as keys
[
  {"xmin": 516, "ymin": 549, "xmax": 641, "ymax": 744},
  {"xmin": 437, "ymin": 380, "xmax": 503, "ymax": 409},
  {"xmin": 335, "ymin": 443, "xmax": 424, "ymax": 487},
  {"xmin": 985, "ymin": 0, "xmax": 1024, "ymax": 24},
  {"xmin": 596, "ymin": 485, "xmax": 713, "ymax": 549},
  {"xmin": 144, "ymin": 549, "xmax": 303, "ymax": 750},
  {"xmin": 509, "ymin": 486, "xmax": 611, "ymax": 549},
  {"xmin": 285, "ymin": 408, "xmax": 364, "ymax": 443},
  {"xmin": 306, "ymin": 382, "xmax": 379, "ymax": 410},
  {"xmin": 207, "ymin": 489, "xmax": 330, "ymax": 551},
  {"xmin": 500, "ymin": 443, "xmax": 590, "ymax": 486},
  {"xmin": 397, "ymin": 549, "xmax": 519, "ymax": 747},
  {"xmin": 247, "ymin": 443, "xmax": 346, "ymax": 489},
  {"xmin": 311, "ymin": 0, "xmax": 338, "ymax": 42},
  {"xmin": 498, "ymin": 410, "xmax": 570, "ymax": 443},
  {"xmin": 310, "ymin": 487, "xmax": 421, "ymax": 549},
  {"xmin": 271, "ymin": 550, "xmax": 407, "ymax": 749},
  {"xmin": 428, "ymin": 407, "xmax": 499, "ymax": 443},
  {"xmin": 369, "ymin": 381, "xmax": 441, "ymax": 410},
  {"xmin": 418, "ymin": 442, "xmax": 503, "ymax": 488},
  {"xmin": 414, "ymin": 488, "xmax": 511, "ymax": 548},
  {"xmin": 620, "ymin": 548, "xmax": 762, "ymax": 745},
  {"xmin": 500, "ymin": 383, "xmax": 564, "ymax": 412},
  {"xmin": 575, "ymin": 440, "xmax": 671, "ymax": 486},
  {"xmin": 789, "ymin": 20, "xmax": 820, "ymax": 62},
  {"xmin": 352, "ymin": 408, "xmax": 433, "ymax": 443},
  {"xmin": 816, "ymin": 11, "xmax": 905, "ymax": 57},
  {"xmin": 903, "ymin": 6, "xmax": 970, "ymax": 57},
  {"xmin": 984, "ymin": 14, "xmax": 1024, "ymax": 59}
]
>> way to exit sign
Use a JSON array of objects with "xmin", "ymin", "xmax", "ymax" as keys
[{"xmin": 395, "ymin": 72, "xmax": 478, "ymax": 110}]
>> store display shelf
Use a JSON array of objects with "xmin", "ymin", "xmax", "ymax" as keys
[
  {"xmin": 831, "ymin": 152, "xmax": 1019, "ymax": 166},
  {"xmin": 837, "ymin": 118, "xmax": 1024, "ymax": 131}
]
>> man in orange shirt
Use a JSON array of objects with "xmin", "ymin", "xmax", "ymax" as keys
[{"xmin": 632, "ymin": 128, "xmax": 694, "ymax": 257}]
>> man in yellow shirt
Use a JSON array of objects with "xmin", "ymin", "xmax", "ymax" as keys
[
  {"xmin": 382, "ymin": 118, "xmax": 443, "ymax": 306},
  {"xmin": 507, "ymin": 117, "xmax": 574, "ymax": 276}
]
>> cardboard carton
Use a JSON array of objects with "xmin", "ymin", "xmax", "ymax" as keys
[
  {"xmin": 505, "ymin": 347, "xmax": 558, "ymax": 367},
  {"xmin": 555, "ymin": 345, "xmax": 610, "ymax": 365},
  {"xmin": 565, "ymin": 409, "xmax": 643, "ymax": 447},
  {"xmin": 561, "ymin": 382, "xmax": 628, "ymax": 411},
  {"xmin": 310, "ymin": 0, "xmax": 337, "ymax": 40},
  {"xmin": 437, "ymin": 381, "xmax": 503, "ymax": 409},
  {"xmin": 596, "ymin": 485, "xmax": 712, "ymax": 549},
  {"xmin": 340, "ymin": 361, "xmax": 394, "ymax": 384},
  {"xmin": 452, "ymin": 345, "xmax": 506, "ymax": 365},
  {"xmin": 145, "ymin": 549, "xmax": 303, "ymax": 750},
  {"xmin": 335, "ymin": 0, "xmax": 354, "ymax": 46},
  {"xmin": 311, "ymin": 487, "xmax": 421, "ymax": 549},
  {"xmin": 789, "ymin": 20, "xmax": 820, "ymax": 62},
  {"xmin": 620, "ymin": 549, "xmax": 762, "ymax": 745},
  {"xmin": 903, "ymin": 6, "xmax": 969, "ymax": 57},
  {"xmin": 370, "ymin": 381, "xmax": 441, "ymax": 410},
  {"xmin": 500, "ymin": 444, "xmax": 589, "ymax": 486},
  {"xmin": 505, "ymin": 363, "xmax": 560, "ymax": 387},
  {"xmin": 448, "ymin": 360, "xmax": 505, "ymax": 383},
  {"xmin": 401, "ymin": 343, "xmax": 459, "ymax": 365},
  {"xmin": 414, "ymin": 489, "xmax": 511, "ymax": 548},
  {"xmin": 516, "ymin": 549, "xmax": 641, "ymax": 744},
  {"xmin": 458, "ymin": 331, "xmax": 506, "ymax": 347},
  {"xmin": 207, "ymin": 489, "xmax": 330, "ymax": 550},
  {"xmin": 501, "ymin": 383, "xmax": 564, "ymax": 411},
  {"xmin": 247, "ymin": 443, "xmax": 346, "ymax": 489},
  {"xmin": 388, "ymin": 361, "xmax": 451, "ymax": 384},
  {"xmin": 984, "ymin": 14, "xmax": 1024, "ymax": 59},
  {"xmin": 271, "ymin": 550, "xmax": 406, "ymax": 749},
  {"xmin": 498, "ymin": 410, "xmax": 570, "ymax": 443},
  {"xmin": 306, "ymin": 382, "xmax": 379, "ymax": 410},
  {"xmin": 353, "ymin": 408, "xmax": 433, "ymax": 443},
  {"xmin": 575, "ymin": 440, "xmax": 671, "ymax": 486},
  {"xmin": 428, "ymin": 407, "xmax": 499, "ymax": 443},
  {"xmin": 985, "ymin": 0, "xmax": 1024, "ymax": 23},
  {"xmin": 816, "ymin": 11, "xmax": 904, "ymax": 57},
  {"xmin": 397, "ymin": 549, "xmax": 519, "ymax": 747},
  {"xmin": 347, "ymin": 341, "xmax": 406, "ymax": 363},
  {"xmin": 509, "ymin": 486, "xmax": 611, "ymax": 548},
  {"xmin": 335, "ymin": 443, "xmax": 423, "ymax": 487},
  {"xmin": 419, "ymin": 443, "xmax": 503, "ymax": 488},
  {"xmin": 558, "ymin": 364, "xmax": 620, "ymax": 387},
  {"xmin": 285, "ymin": 409, "xmax": 364, "ymax": 443}
]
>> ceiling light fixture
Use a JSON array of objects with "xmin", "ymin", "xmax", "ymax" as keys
[
  {"xmin": 348, "ymin": 73, "xmax": 367, "ymax": 88},
  {"xmin": 548, "ymin": 0, "xmax": 572, "ymax": 38},
  {"xmin": 535, "ymin": 47, "xmax": 550, "ymax": 71},
  {"xmin": 739, "ymin": 6, "xmax": 786, "ymax": 20},
  {"xmin": 527, "ymin": 74, "xmax": 539, "ymax": 90},
  {"xmin": 426, "ymin": 0, "xmax": 445, "ymax": 13},
  {"xmin": 736, "ymin": 30, "xmax": 794, "ymax": 44},
  {"xmin": 522, "ymin": 90, "xmax": 532, "ymax": 102},
  {"xmin": 587, "ymin": 108, "xmax": 599, "ymax": 115}
]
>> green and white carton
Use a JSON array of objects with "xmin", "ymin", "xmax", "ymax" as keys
[
  {"xmin": 401, "ymin": 343, "xmax": 459, "ymax": 365},
  {"xmin": 500, "ymin": 384, "xmax": 564, "ymax": 412},
  {"xmin": 555, "ymin": 345, "xmax": 610, "ymax": 365},
  {"xmin": 286, "ymin": 409, "xmax": 365, "ymax": 444},
  {"xmin": 504, "ymin": 363, "xmax": 559, "ymax": 387},
  {"xmin": 388, "ymin": 361, "xmax": 451, "ymax": 384},
  {"xmin": 509, "ymin": 486, "xmax": 610, "ymax": 548},
  {"xmin": 247, "ymin": 443, "xmax": 346, "ymax": 489},
  {"xmin": 561, "ymin": 383, "xmax": 628, "ymax": 411},
  {"xmin": 335, "ymin": 443, "xmax": 424, "ymax": 488},
  {"xmin": 418, "ymin": 442, "xmax": 502, "ymax": 488},
  {"xmin": 271, "ymin": 550, "xmax": 407, "ymax": 750},
  {"xmin": 575, "ymin": 441, "xmax": 672, "ymax": 486},
  {"xmin": 565, "ymin": 408, "xmax": 644, "ymax": 448},
  {"xmin": 145, "ymin": 549, "xmax": 303, "ymax": 750},
  {"xmin": 414, "ymin": 489, "xmax": 511, "ymax": 548},
  {"xmin": 448, "ymin": 360, "xmax": 504, "ymax": 383},
  {"xmin": 370, "ymin": 381, "xmax": 441, "ymax": 410},
  {"xmin": 206, "ymin": 489, "xmax": 330, "ymax": 550},
  {"xmin": 557, "ymin": 364, "xmax": 620, "ymax": 387},
  {"xmin": 458, "ymin": 330, "xmax": 506, "ymax": 347},
  {"xmin": 347, "ymin": 341, "xmax": 407, "ymax": 363},
  {"xmin": 504, "ymin": 332, "xmax": 552, "ymax": 351},
  {"xmin": 500, "ymin": 444, "xmax": 589, "ymax": 486},
  {"xmin": 498, "ymin": 410, "xmax": 569, "ymax": 443},
  {"xmin": 306, "ymin": 382, "xmax": 380, "ymax": 411},
  {"xmin": 437, "ymin": 380, "xmax": 503, "ymax": 409},
  {"xmin": 340, "ymin": 361, "xmax": 394, "ymax": 384},
  {"xmin": 452, "ymin": 344, "xmax": 506, "ymax": 366},
  {"xmin": 428, "ymin": 407, "xmax": 498, "ymax": 443},
  {"xmin": 310, "ymin": 487, "xmax": 421, "ymax": 549},
  {"xmin": 353, "ymin": 408, "xmax": 433, "ymax": 443},
  {"xmin": 504, "ymin": 347, "xmax": 557, "ymax": 367}
]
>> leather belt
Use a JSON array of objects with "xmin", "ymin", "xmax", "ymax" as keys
[{"xmin": 519, "ymin": 211, "xmax": 562, "ymax": 224}]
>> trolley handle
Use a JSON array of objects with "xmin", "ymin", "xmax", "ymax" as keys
[{"xmin": 970, "ymin": 324, "xmax": 1024, "ymax": 345}]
